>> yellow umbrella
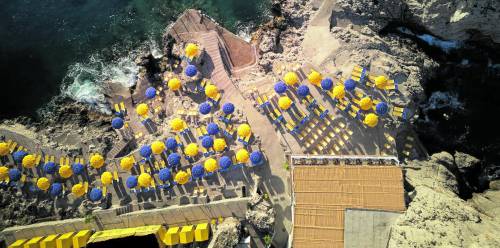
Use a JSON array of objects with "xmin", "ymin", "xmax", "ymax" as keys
[
  {"xmin": 284, "ymin": 72, "xmax": 299, "ymax": 86},
  {"xmin": 120, "ymin": 156, "xmax": 134, "ymax": 170},
  {"xmin": 204, "ymin": 158, "xmax": 218, "ymax": 173},
  {"xmin": 72, "ymin": 183, "xmax": 85, "ymax": 197},
  {"xmin": 0, "ymin": 166, "xmax": 8, "ymax": 180},
  {"xmin": 22, "ymin": 154, "xmax": 36, "ymax": 168},
  {"xmin": 332, "ymin": 85, "xmax": 345, "ymax": 99},
  {"xmin": 184, "ymin": 143, "xmax": 199, "ymax": 157},
  {"xmin": 136, "ymin": 103, "xmax": 149, "ymax": 116},
  {"xmin": 170, "ymin": 118, "xmax": 185, "ymax": 131},
  {"xmin": 308, "ymin": 70, "xmax": 322, "ymax": 86},
  {"xmin": 364, "ymin": 113, "xmax": 379, "ymax": 127},
  {"xmin": 236, "ymin": 149, "xmax": 249, "ymax": 163},
  {"xmin": 37, "ymin": 177, "xmax": 50, "ymax": 191},
  {"xmin": 185, "ymin": 43, "xmax": 199, "ymax": 58},
  {"xmin": 375, "ymin": 75, "xmax": 387, "ymax": 89},
  {"xmin": 59, "ymin": 165, "xmax": 73, "ymax": 179},
  {"xmin": 213, "ymin": 138, "xmax": 226, "ymax": 152},
  {"xmin": 168, "ymin": 78, "xmax": 182, "ymax": 91},
  {"xmin": 151, "ymin": 141, "xmax": 165, "ymax": 155},
  {"xmin": 0, "ymin": 142, "xmax": 9, "ymax": 156},
  {"xmin": 237, "ymin": 124, "xmax": 251, "ymax": 137},
  {"xmin": 359, "ymin": 97, "xmax": 373, "ymax": 111},
  {"xmin": 90, "ymin": 154, "xmax": 105, "ymax": 169},
  {"xmin": 138, "ymin": 173, "xmax": 152, "ymax": 187},
  {"xmin": 278, "ymin": 96, "xmax": 293, "ymax": 110},
  {"xmin": 101, "ymin": 172, "xmax": 113, "ymax": 186},
  {"xmin": 174, "ymin": 170, "xmax": 190, "ymax": 185},
  {"xmin": 205, "ymin": 84, "xmax": 218, "ymax": 98}
]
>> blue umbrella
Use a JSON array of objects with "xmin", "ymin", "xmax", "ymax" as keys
[
  {"xmin": 201, "ymin": 136, "xmax": 214, "ymax": 148},
  {"xmin": 72, "ymin": 163, "xmax": 85, "ymax": 175},
  {"xmin": 50, "ymin": 183, "xmax": 63, "ymax": 197},
  {"xmin": 140, "ymin": 145, "xmax": 152, "ymax": 158},
  {"xmin": 250, "ymin": 151, "xmax": 263, "ymax": 165},
  {"xmin": 274, "ymin": 81, "xmax": 287, "ymax": 94},
  {"xmin": 222, "ymin": 102, "xmax": 235, "ymax": 115},
  {"xmin": 199, "ymin": 102, "xmax": 212, "ymax": 115},
  {"xmin": 165, "ymin": 137, "xmax": 178, "ymax": 150},
  {"xmin": 185, "ymin": 64, "xmax": 198, "ymax": 77},
  {"xmin": 321, "ymin": 78, "xmax": 333, "ymax": 90},
  {"xmin": 111, "ymin": 117, "xmax": 124, "ymax": 129},
  {"xmin": 13, "ymin": 150, "xmax": 27, "ymax": 163},
  {"xmin": 219, "ymin": 156, "xmax": 232, "ymax": 170},
  {"xmin": 145, "ymin": 87, "xmax": 156, "ymax": 99},
  {"xmin": 9, "ymin": 168, "xmax": 21, "ymax": 181},
  {"xmin": 126, "ymin": 176, "xmax": 138, "ymax": 188},
  {"xmin": 89, "ymin": 188, "xmax": 103, "ymax": 202},
  {"xmin": 43, "ymin": 162, "xmax": 58, "ymax": 174},
  {"xmin": 376, "ymin": 102, "xmax": 389, "ymax": 115},
  {"xmin": 191, "ymin": 164, "xmax": 205, "ymax": 178},
  {"xmin": 158, "ymin": 168, "xmax": 171, "ymax": 182},
  {"xmin": 344, "ymin": 79, "xmax": 356, "ymax": 91},
  {"xmin": 207, "ymin": 123, "xmax": 219, "ymax": 135},
  {"xmin": 297, "ymin": 85, "xmax": 310, "ymax": 97},
  {"xmin": 167, "ymin": 153, "xmax": 181, "ymax": 167}
]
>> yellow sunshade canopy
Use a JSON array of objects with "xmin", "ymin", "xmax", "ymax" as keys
[
  {"xmin": 375, "ymin": 75, "xmax": 387, "ymax": 89},
  {"xmin": 205, "ymin": 84, "xmax": 218, "ymax": 98},
  {"xmin": 174, "ymin": 170, "xmax": 190, "ymax": 185},
  {"xmin": 37, "ymin": 177, "xmax": 50, "ymax": 191},
  {"xmin": 22, "ymin": 154, "xmax": 36, "ymax": 168},
  {"xmin": 0, "ymin": 142, "xmax": 9, "ymax": 156},
  {"xmin": 101, "ymin": 171, "xmax": 113, "ymax": 186},
  {"xmin": 168, "ymin": 78, "xmax": 182, "ymax": 91},
  {"xmin": 204, "ymin": 158, "xmax": 218, "ymax": 173},
  {"xmin": 59, "ymin": 165, "xmax": 73, "ymax": 179},
  {"xmin": 278, "ymin": 96, "xmax": 292, "ymax": 110},
  {"xmin": 170, "ymin": 118, "xmax": 185, "ymax": 131},
  {"xmin": 138, "ymin": 173, "xmax": 152, "ymax": 187},
  {"xmin": 284, "ymin": 72, "xmax": 299, "ymax": 86},
  {"xmin": 307, "ymin": 70, "xmax": 322, "ymax": 86},
  {"xmin": 332, "ymin": 85, "xmax": 345, "ymax": 99},
  {"xmin": 236, "ymin": 149, "xmax": 249, "ymax": 163},
  {"xmin": 364, "ymin": 113, "xmax": 379, "ymax": 127},
  {"xmin": 72, "ymin": 183, "xmax": 85, "ymax": 197},
  {"xmin": 0, "ymin": 166, "xmax": 9, "ymax": 180},
  {"xmin": 120, "ymin": 156, "xmax": 134, "ymax": 170},
  {"xmin": 185, "ymin": 43, "xmax": 199, "ymax": 58},
  {"xmin": 359, "ymin": 97, "xmax": 373, "ymax": 111},
  {"xmin": 237, "ymin": 124, "xmax": 251, "ymax": 137},
  {"xmin": 89, "ymin": 154, "xmax": 105, "ymax": 169},
  {"xmin": 151, "ymin": 141, "xmax": 165, "ymax": 155},
  {"xmin": 213, "ymin": 138, "xmax": 226, "ymax": 152},
  {"xmin": 184, "ymin": 143, "xmax": 199, "ymax": 157},
  {"xmin": 136, "ymin": 103, "xmax": 149, "ymax": 116}
]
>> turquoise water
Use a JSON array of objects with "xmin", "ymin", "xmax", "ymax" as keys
[{"xmin": 0, "ymin": 0, "xmax": 270, "ymax": 118}]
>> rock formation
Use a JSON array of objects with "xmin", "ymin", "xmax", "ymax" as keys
[{"xmin": 208, "ymin": 217, "xmax": 241, "ymax": 248}]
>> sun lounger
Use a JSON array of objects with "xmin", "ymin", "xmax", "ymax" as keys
[
  {"xmin": 219, "ymin": 113, "xmax": 232, "ymax": 124},
  {"xmin": 351, "ymin": 65, "xmax": 367, "ymax": 84},
  {"xmin": 273, "ymin": 108, "xmax": 285, "ymax": 123},
  {"xmin": 196, "ymin": 127, "xmax": 205, "ymax": 140}
]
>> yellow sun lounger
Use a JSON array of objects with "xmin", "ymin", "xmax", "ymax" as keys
[
  {"xmin": 56, "ymin": 232, "xmax": 74, "ymax": 248},
  {"xmin": 8, "ymin": 239, "xmax": 27, "ymax": 248},
  {"xmin": 72, "ymin": 230, "xmax": 91, "ymax": 248},
  {"xmin": 40, "ymin": 234, "xmax": 59, "ymax": 248}
]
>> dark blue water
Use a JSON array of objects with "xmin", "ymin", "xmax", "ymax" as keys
[{"xmin": 0, "ymin": 0, "xmax": 270, "ymax": 119}]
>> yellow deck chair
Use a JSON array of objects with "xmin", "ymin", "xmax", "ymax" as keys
[
  {"xmin": 56, "ymin": 232, "xmax": 74, "ymax": 248},
  {"xmin": 114, "ymin": 104, "xmax": 120, "ymax": 114},
  {"xmin": 139, "ymin": 164, "xmax": 145, "ymax": 174},
  {"xmin": 49, "ymin": 156, "xmax": 55, "ymax": 163},
  {"xmin": 72, "ymin": 230, "xmax": 91, "ymax": 248},
  {"xmin": 83, "ymin": 182, "xmax": 89, "ymax": 193},
  {"xmin": 8, "ymin": 239, "xmax": 27, "ymax": 248},
  {"xmin": 113, "ymin": 170, "xmax": 119, "ymax": 182},
  {"xmin": 119, "ymin": 102, "xmax": 126, "ymax": 112},
  {"xmin": 40, "ymin": 234, "xmax": 59, "ymax": 248},
  {"xmin": 351, "ymin": 65, "xmax": 363, "ymax": 82}
]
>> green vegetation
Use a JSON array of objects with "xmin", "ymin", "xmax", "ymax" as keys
[
  {"xmin": 283, "ymin": 162, "xmax": 290, "ymax": 171},
  {"xmin": 84, "ymin": 214, "xmax": 95, "ymax": 224},
  {"xmin": 263, "ymin": 234, "xmax": 272, "ymax": 246}
]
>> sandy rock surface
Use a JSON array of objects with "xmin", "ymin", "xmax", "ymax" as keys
[{"xmin": 209, "ymin": 217, "xmax": 241, "ymax": 248}]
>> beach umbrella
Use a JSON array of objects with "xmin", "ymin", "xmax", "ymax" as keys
[
  {"xmin": 89, "ymin": 154, "xmax": 105, "ymax": 169},
  {"xmin": 184, "ymin": 143, "xmax": 199, "ymax": 157},
  {"xmin": 185, "ymin": 64, "xmax": 197, "ymax": 77},
  {"xmin": 59, "ymin": 165, "xmax": 73, "ymax": 179},
  {"xmin": 222, "ymin": 102, "xmax": 235, "ymax": 115},
  {"xmin": 375, "ymin": 75, "xmax": 387, "ymax": 89},
  {"xmin": 120, "ymin": 157, "xmax": 134, "ymax": 171},
  {"xmin": 22, "ymin": 154, "xmax": 36, "ymax": 168},
  {"xmin": 199, "ymin": 102, "xmax": 212, "ymax": 115},
  {"xmin": 167, "ymin": 153, "xmax": 181, "ymax": 167},
  {"xmin": 344, "ymin": 79, "xmax": 356, "ymax": 91},
  {"xmin": 50, "ymin": 183, "xmax": 63, "ymax": 197},
  {"xmin": 219, "ymin": 156, "xmax": 232, "ymax": 171},
  {"xmin": 71, "ymin": 184, "xmax": 85, "ymax": 197},
  {"xmin": 185, "ymin": 43, "xmax": 199, "ymax": 58},
  {"xmin": 278, "ymin": 96, "xmax": 293, "ymax": 110},
  {"xmin": 158, "ymin": 168, "xmax": 171, "ymax": 182},
  {"xmin": 168, "ymin": 78, "xmax": 182, "ymax": 91},
  {"xmin": 145, "ymin": 87, "xmax": 156, "ymax": 99},
  {"xmin": 321, "ymin": 78, "xmax": 333, "ymax": 91},
  {"xmin": 192, "ymin": 164, "xmax": 205, "ymax": 178},
  {"xmin": 308, "ymin": 70, "xmax": 322, "ymax": 86},
  {"xmin": 126, "ymin": 176, "xmax": 138, "ymax": 188},
  {"xmin": 89, "ymin": 188, "xmax": 103, "ymax": 202},
  {"xmin": 250, "ymin": 151, "xmax": 263, "ymax": 165},
  {"xmin": 8, "ymin": 168, "xmax": 21, "ymax": 182},
  {"xmin": 13, "ymin": 150, "xmax": 27, "ymax": 163},
  {"xmin": 111, "ymin": 117, "xmax": 124, "ymax": 129},
  {"xmin": 174, "ymin": 170, "xmax": 189, "ymax": 185},
  {"xmin": 151, "ymin": 140, "xmax": 165, "ymax": 155},
  {"xmin": 205, "ymin": 85, "xmax": 219, "ymax": 98},
  {"xmin": 204, "ymin": 158, "xmax": 218, "ymax": 173},
  {"xmin": 213, "ymin": 138, "xmax": 226, "ymax": 152},
  {"xmin": 201, "ymin": 136, "xmax": 214, "ymax": 149},
  {"xmin": 236, "ymin": 149, "xmax": 249, "ymax": 163},
  {"xmin": 207, "ymin": 123, "xmax": 219, "ymax": 135},
  {"xmin": 136, "ymin": 103, "xmax": 149, "ymax": 116},
  {"xmin": 237, "ymin": 124, "xmax": 251, "ymax": 137},
  {"xmin": 297, "ymin": 85, "xmax": 310, "ymax": 97},
  {"xmin": 332, "ymin": 85, "xmax": 345, "ymax": 99},
  {"xmin": 138, "ymin": 173, "xmax": 152, "ymax": 188},
  {"xmin": 0, "ymin": 142, "xmax": 9, "ymax": 156},
  {"xmin": 37, "ymin": 177, "xmax": 50, "ymax": 191},
  {"xmin": 42, "ymin": 162, "xmax": 57, "ymax": 174},
  {"xmin": 140, "ymin": 145, "xmax": 152, "ymax": 158},
  {"xmin": 359, "ymin": 97, "xmax": 373, "ymax": 111},
  {"xmin": 72, "ymin": 163, "xmax": 85, "ymax": 175},
  {"xmin": 376, "ymin": 102, "xmax": 389, "ymax": 115},
  {"xmin": 165, "ymin": 137, "xmax": 178, "ymax": 150},
  {"xmin": 0, "ymin": 166, "xmax": 8, "ymax": 180},
  {"xmin": 274, "ymin": 81, "xmax": 287, "ymax": 94},
  {"xmin": 284, "ymin": 72, "xmax": 299, "ymax": 86},
  {"xmin": 170, "ymin": 118, "xmax": 185, "ymax": 131},
  {"xmin": 364, "ymin": 113, "xmax": 379, "ymax": 128},
  {"xmin": 101, "ymin": 172, "xmax": 113, "ymax": 186}
]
